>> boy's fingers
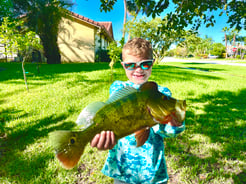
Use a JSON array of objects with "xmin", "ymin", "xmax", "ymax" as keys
[
  {"xmin": 90, "ymin": 131, "xmax": 116, "ymax": 150},
  {"xmin": 90, "ymin": 134, "xmax": 100, "ymax": 147},
  {"xmin": 97, "ymin": 131, "xmax": 106, "ymax": 149},
  {"xmin": 104, "ymin": 131, "xmax": 111, "ymax": 149},
  {"xmin": 109, "ymin": 131, "xmax": 116, "ymax": 149}
]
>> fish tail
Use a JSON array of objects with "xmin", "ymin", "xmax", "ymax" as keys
[{"xmin": 49, "ymin": 130, "xmax": 89, "ymax": 169}]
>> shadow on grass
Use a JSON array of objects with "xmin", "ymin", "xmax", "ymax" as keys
[
  {"xmin": 166, "ymin": 88, "xmax": 246, "ymax": 183},
  {"xmin": 0, "ymin": 111, "xmax": 77, "ymax": 182},
  {"xmin": 0, "ymin": 108, "xmax": 29, "ymax": 138},
  {"xmin": 0, "ymin": 62, "xmax": 223, "ymax": 84},
  {"xmin": 0, "ymin": 62, "xmax": 121, "ymax": 82},
  {"xmin": 0, "ymin": 62, "xmax": 123, "ymax": 102},
  {"xmin": 181, "ymin": 62, "xmax": 225, "ymax": 71},
  {"xmin": 152, "ymin": 65, "xmax": 223, "ymax": 84}
]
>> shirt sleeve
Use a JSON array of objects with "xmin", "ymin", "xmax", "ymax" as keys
[
  {"xmin": 152, "ymin": 122, "xmax": 185, "ymax": 138},
  {"xmin": 152, "ymin": 85, "xmax": 185, "ymax": 138},
  {"xmin": 109, "ymin": 80, "xmax": 125, "ymax": 96}
]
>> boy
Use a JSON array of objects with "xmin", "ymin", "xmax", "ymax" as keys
[{"xmin": 90, "ymin": 38, "xmax": 185, "ymax": 184}]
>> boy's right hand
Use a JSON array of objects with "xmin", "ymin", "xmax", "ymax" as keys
[{"xmin": 90, "ymin": 131, "xmax": 116, "ymax": 150}]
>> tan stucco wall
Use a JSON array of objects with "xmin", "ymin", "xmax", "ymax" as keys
[{"xmin": 58, "ymin": 17, "xmax": 96, "ymax": 63}]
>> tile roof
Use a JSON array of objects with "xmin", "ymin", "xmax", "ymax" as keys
[{"xmin": 69, "ymin": 11, "xmax": 114, "ymax": 40}]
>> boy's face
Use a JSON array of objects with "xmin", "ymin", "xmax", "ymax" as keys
[{"xmin": 122, "ymin": 54, "xmax": 153, "ymax": 85}]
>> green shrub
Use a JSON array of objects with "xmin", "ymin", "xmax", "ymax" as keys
[
  {"xmin": 0, "ymin": 58, "xmax": 6, "ymax": 62},
  {"xmin": 236, "ymin": 55, "xmax": 241, "ymax": 59},
  {"xmin": 95, "ymin": 49, "xmax": 111, "ymax": 62}
]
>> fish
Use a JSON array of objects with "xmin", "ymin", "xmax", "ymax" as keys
[{"xmin": 49, "ymin": 81, "xmax": 186, "ymax": 169}]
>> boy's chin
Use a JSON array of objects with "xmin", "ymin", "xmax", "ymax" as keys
[{"xmin": 130, "ymin": 78, "xmax": 148, "ymax": 85}]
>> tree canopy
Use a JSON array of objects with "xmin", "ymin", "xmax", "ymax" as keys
[
  {"xmin": 100, "ymin": 0, "xmax": 246, "ymax": 31},
  {"xmin": 0, "ymin": 0, "xmax": 13, "ymax": 22},
  {"xmin": 126, "ymin": 16, "xmax": 181, "ymax": 62}
]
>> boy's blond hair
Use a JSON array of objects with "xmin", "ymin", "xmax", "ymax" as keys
[{"xmin": 122, "ymin": 38, "xmax": 153, "ymax": 61}]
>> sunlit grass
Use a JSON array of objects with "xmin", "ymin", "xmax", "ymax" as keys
[{"xmin": 0, "ymin": 61, "xmax": 245, "ymax": 183}]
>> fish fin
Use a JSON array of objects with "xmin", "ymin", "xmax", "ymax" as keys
[
  {"xmin": 76, "ymin": 102, "xmax": 105, "ymax": 128},
  {"xmin": 106, "ymin": 86, "xmax": 137, "ymax": 104},
  {"xmin": 139, "ymin": 81, "xmax": 158, "ymax": 92},
  {"xmin": 49, "ymin": 131, "xmax": 87, "ymax": 169},
  {"xmin": 135, "ymin": 127, "xmax": 150, "ymax": 147}
]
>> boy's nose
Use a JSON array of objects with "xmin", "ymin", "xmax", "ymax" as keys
[{"xmin": 135, "ymin": 66, "xmax": 143, "ymax": 71}]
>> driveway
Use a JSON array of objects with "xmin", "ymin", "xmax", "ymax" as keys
[{"xmin": 162, "ymin": 57, "xmax": 246, "ymax": 66}]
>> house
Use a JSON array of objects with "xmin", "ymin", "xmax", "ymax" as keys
[{"xmin": 58, "ymin": 11, "xmax": 114, "ymax": 63}]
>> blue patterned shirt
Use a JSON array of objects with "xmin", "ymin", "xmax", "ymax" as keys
[{"xmin": 101, "ymin": 81, "xmax": 185, "ymax": 183}]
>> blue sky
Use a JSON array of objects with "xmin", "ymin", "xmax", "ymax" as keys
[{"xmin": 71, "ymin": 0, "xmax": 245, "ymax": 44}]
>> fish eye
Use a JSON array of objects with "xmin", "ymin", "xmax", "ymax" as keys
[
  {"xmin": 162, "ymin": 96, "xmax": 168, "ymax": 100},
  {"xmin": 70, "ymin": 137, "xmax": 76, "ymax": 144}
]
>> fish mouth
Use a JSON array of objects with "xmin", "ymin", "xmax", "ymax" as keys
[
  {"xmin": 148, "ymin": 101, "xmax": 186, "ymax": 126},
  {"xmin": 147, "ymin": 94, "xmax": 186, "ymax": 126},
  {"xmin": 166, "ymin": 112, "xmax": 184, "ymax": 126},
  {"xmin": 152, "ymin": 112, "xmax": 184, "ymax": 126}
]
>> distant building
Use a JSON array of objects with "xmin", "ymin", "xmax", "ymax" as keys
[
  {"xmin": 0, "ymin": 43, "xmax": 17, "ymax": 61},
  {"xmin": 0, "ymin": 11, "xmax": 114, "ymax": 63},
  {"xmin": 227, "ymin": 45, "xmax": 246, "ymax": 56},
  {"xmin": 58, "ymin": 11, "xmax": 114, "ymax": 63},
  {"xmin": 0, "ymin": 43, "xmax": 4, "ymax": 59}
]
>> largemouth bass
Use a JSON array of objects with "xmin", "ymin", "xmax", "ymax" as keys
[{"xmin": 49, "ymin": 82, "xmax": 186, "ymax": 169}]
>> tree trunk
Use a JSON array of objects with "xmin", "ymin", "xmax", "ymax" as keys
[
  {"xmin": 122, "ymin": 0, "xmax": 127, "ymax": 42},
  {"xmin": 40, "ymin": 33, "xmax": 61, "ymax": 64},
  {"xmin": 224, "ymin": 33, "xmax": 227, "ymax": 58},
  {"xmin": 4, "ymin": 43, "xmax": 7, "ymax": 62},
  {"xmin": 22, "ymin": 57, "xmax": 29, "ymax": 92},
  {"xmin": 233, "ymin": 34, "xmax": 236, "ymax": 58}
]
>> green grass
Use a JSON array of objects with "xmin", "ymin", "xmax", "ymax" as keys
[{"xmin": 0, "ymin": 61, "xmax": 245, "ymax": 184}]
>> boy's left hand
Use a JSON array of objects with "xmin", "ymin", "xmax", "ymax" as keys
[
  {"xmin": 90, "ymin": 131, "xmax": 116, "ymax": 150},
  {"xmin": 167, "ymin": 118, "xmax": 182, "ymax": 127}
]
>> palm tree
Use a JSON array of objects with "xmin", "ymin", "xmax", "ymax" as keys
[
  {"xmin": 236, "ymin": 36, "xmax": 245, "ymax": 59},
  {"xmin": 226, "ymin": 29, "xmax": 240, "ymax": 58},
  {"xmin": 122, "ymin": 0, "xmax": 127, "ymax": 41},
  {"xmin": 12, "ymin": 0, "xmax": 73, "ymax": 64},
  {"xmin": 122, "ymin": 0, "xmax": 150, "ymax": 42},
  {"xmin": 222, "ymin": 27, "xmax": 230, "ymax": 58},
  {"xmin": 125, "ymin": 0, "xmax": 141, "ymax": 41}
]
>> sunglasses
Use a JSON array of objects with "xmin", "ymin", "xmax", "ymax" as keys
[{"xmin": 121, "ymin": 60, "xmax": 154, "ymax": 70}]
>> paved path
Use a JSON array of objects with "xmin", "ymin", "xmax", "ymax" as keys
[{"xmin": 161, "ymin": 57, "xmax": 246, "ymax": 66}]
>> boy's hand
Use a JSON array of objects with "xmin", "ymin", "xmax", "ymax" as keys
[
  {"xmin": 90, "ymin": 131, "xmax": 116, "ymax": 150},
  {"xmin": 167, "ymin": 116, "xmax": 183, "ymax": 127}
]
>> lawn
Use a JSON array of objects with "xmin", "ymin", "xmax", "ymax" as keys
[{"xmin": 0, "ymin": 61, "xmax": 245, "ymax": 184}]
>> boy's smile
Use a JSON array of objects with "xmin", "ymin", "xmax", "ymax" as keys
[{"xmin": 122, "ymin": 54, "xmax": 153, "ymax": 85}]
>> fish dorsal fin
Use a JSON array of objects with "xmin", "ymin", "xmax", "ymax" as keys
[
  {"xmin": 76, "ymin": 101, "xmax": 105, "ymax": 129},
  {"xmin": 139, "ymin": 81, "xmax": 158, "ymax": 92},
  {"xmin": 135, "ymin": 127, "xmax": 150, "ymax": 147},
  {"xmin": 106, "ymin": 86, "xmax": 137, "ymax": 104}
]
